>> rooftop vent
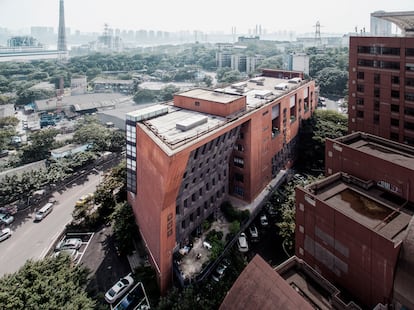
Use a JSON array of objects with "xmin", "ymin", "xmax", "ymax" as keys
[{"xmin": 176, "ymin": 115, "xmax": 208, "ymax": 131}]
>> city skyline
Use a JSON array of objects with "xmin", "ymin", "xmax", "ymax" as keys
[{"xmin": 1, "ymin": 0, "xmax": 413, "ymax": 36}]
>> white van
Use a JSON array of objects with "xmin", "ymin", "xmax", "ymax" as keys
[{"xmin": 34, "ymin": 202, "xmax": 54, "ymax": 222}]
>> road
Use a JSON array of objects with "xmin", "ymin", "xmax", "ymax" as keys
[{"xmin": 0, "ymin": 170, "xmax": 102, "ymax": 277}]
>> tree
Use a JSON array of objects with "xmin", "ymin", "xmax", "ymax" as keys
[
  {"xmin": 111, "ymin": 202, "xmax": 138, "ymax": 255},
  {"xmin": 316, "ymin": 67, "xmax": 348, "ymax": 97},
  {"xmin": 133, "ymin": 88, "xmax": 158, "ymax": 104},
  {"xmin": 73, "ymin": 116, "xmax": 110, "ymax": 151},
  {"xmin": 0, "ymin": 256, "xmax": 95, "ymax": 309},
  {"xmin": 297, "ymin": 109, "xmax": 348, "ymax": 171},
  {"xmin": 159, "ymin": 85, "xmax": 180, "ymax": 102},
  {"xmin": 19, "ymin": 128, "xmax": 59, "ymax": 164}
]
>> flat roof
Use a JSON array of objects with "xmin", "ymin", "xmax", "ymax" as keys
[
  {"xmin": 333, "ymin": 132, "xmax": 414, "ymax": 170},
  {"xmin": 177, "ymin": 88, "xmax": 243, "ymax": 104},
  {"xmin": 306, "ymin": 173, "xmax": 411, "ymax": 242},
  {"xmin": 131, "ymin": 74, "xmax": 309, "ymax": 152},
  {"xmin": 215, "ymin": 76, "xmax": 303, "ymax": 109},
  {"xmin": 143, "ymin": 106, "xmax": 226, "ymax": 147}
]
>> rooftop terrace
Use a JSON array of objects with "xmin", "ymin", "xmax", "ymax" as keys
[
  {"xmin": 305, "ymin": 173, "xmax": 412, "ymax": 243},
  {"xmin": 333, "ymin": 132, "xmax": 414, "ymax": 170},
  {"xmin": 129, "ymin": 75, "xmax": 308, "ymax": 152}
]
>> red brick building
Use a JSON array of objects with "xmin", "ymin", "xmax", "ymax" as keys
[
  {"xmin": 126, "ymin": 70, "xmax": 316, "ymax": 293},
  {"xmin": 348, "ymin": 35, "xmax": 414, "ymax": 144},
  {"xmin": 295, "ymin": 132, "xmax": 414, "ymax": 308}
]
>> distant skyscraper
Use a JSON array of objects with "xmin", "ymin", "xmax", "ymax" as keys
[{"xmin": 57, "ymin": 0, "xmax": 67, "ymax": 51}]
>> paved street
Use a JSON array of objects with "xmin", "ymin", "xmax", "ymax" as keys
[{"xmin": 0, "ymin": 170, "xmax": 102, "ymax": 277}]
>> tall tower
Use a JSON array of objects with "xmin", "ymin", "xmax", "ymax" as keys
[
  {"xmin": 57, "ymin": 0, "xmax": 67, "ymax": 51},
  {"xmin": 314, "ymin": 21, "xmax": 322, "ymax": 47}
]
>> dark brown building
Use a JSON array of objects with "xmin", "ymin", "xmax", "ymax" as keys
[
  {"xmin": 126, "ymin": 70, "xmax": 316, "ymax": 293},
  {"xmin": 348, "ymin": 35, "xmax": 414, "ymax": 144},
  {"xmin": 296, "ymin": 132, "xmax": 414, "ymax": 308}
]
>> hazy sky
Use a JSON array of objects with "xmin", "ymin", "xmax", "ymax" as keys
[{"xmin": 1, "ymin": 0, "xmax": 413, "ymax": 35}]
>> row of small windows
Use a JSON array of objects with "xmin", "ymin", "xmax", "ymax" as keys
[
  {"xmin": 357, "ymin": 59, "xmax": 400, "ymax": 70},
  {"xmin": 183, "ymin": 171, "xmax": 226, "ymax": 191},
  {"xmin": 357, "ymin": 46, "xmax": 401, "ymax": 56},
  {"xmin": 356, "ymin": 112, "xmax": 414, "ymax": 130},
  {"xmin": 193, "ymin": 128, "xmax": 238, "ymax": 160},
  {"xmin": 181, "ymin": 186, "xmax": 226, "ymax": 209},
  {"xmin": 355, "ymin": 90, "xmax": 414, "ymax": 100},
  {"xmin": 356, "ymin": 73, "xmax": 414, "ymax": 87}
]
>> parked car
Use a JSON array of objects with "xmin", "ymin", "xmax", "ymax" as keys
[
  {"xmin": 248, "ymin": 225, "xmax": 259, "ymax": 240},
  {"xmin": 34, "ymin": 202, "xmax": 53, "ymax": 222},
  {"xmin": 212, "ymin": 260, "xmax": 230, "ymax": 282},
  {"xmin": 0, "ymin": 213, "xmax": 14, "ymax": 225},
  {"xmin": 260, "ymin": 214, "xmax": 269, "ymax": 227},
  {"xmin": 237, "ymin": 232, "xmax": 249, "ymax": 253},
  {"xmin": 75, "ymin": 193, "xmax": 94, "ymax": 207},
  {"xmin": 0, "ymin": 228, "xmax": 12, "ymax": 242},
  {"xmin": 105, "ymin": 273, "xmax": 135, "ymax": 304},
  {"xmin": 53, "ymin": 249, "xmax": 78, "ymax": 260},
  {"xmin": 55, "ymin": 238, "xmax": 82, "ymax": 251}
]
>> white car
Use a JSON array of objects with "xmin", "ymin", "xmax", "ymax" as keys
[
  {"xmin": 105, "ymin": 273, "xmax": 135, "ymax": 304},
  {"xmin": 249, "ymin": 225, "xmax": 259, "ymax": 240},
  {"xmin": 237, "ymin": 233, "xmax": 249, "ymax": 253},
  {"xmin": 0, "ymin": 228, "xmax": 12, "ymax": 242},
  {"xmin": 0, "ymin": 213, "xmax": 14, "ymax": 225},
  {"xmin": 55, "ymin": 238, "xmax": 82, "ymax": 251}
]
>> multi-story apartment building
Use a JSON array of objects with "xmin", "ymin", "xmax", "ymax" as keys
[
  {"xmin": 296, "ymin": 132, "xmax": 414, "ymax": 308},
  {"xmin": 126, "ymin": 69, "xmax": 316, "ymax": 293},
  {"xmin": 348, "ymin": 12, "xmax": 414, "ymax": 144}
]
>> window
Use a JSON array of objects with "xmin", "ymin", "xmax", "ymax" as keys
[
  {"xmin": 373, "ymin": 114, "xmax": 380, "ymax": 125},
  {"xmin": 357, "ymin": 84, "xmax": 364, "ymax": 92},
  {"xmin": 374, "ymin": 100, "xmax": 380, "ymax": 111},
  {"xmin": 406, "ymin": 78, "xmax": 414, "ymax": 87},
  {"xmin": 234, "ymin": 173, "xmax": 244, "ymax": 183},
  {"xmin": 407, "ymin": 48, "xmax": 414, "ymax": 57},
  {"xmin": 357, "ymin": 71, "xmax": 364, "ymax": 80},
  {"xmin": 391, "ymin": 76, "xmax": 400, "ymax": 84},
  {"xmin": 405, "ymin": 92, "xmax": 414, "ymax": 102},
  {"xmin": 356, "ymin": 98, "xmax": 364, "ymax": 105},
  {"xmin": 195, "ymin": 101, "xmax": 200, "ymax": 106},
  {"xmin": 374, "ymin": 74, "xmax": 380, "ymax": 84},
  {"xmin": 233, "ymin": 185, "xmax": 244, "ymax": 197},
  {"xmin": 391, "ymin": 118, "xmax": 399, "ymax": 127},
  {"xmin": 356, "ymin": 110, "xmax": 364, "ymax": 118},
  {"xmin": 391, "ymin": 90, "xmax": 400, "ymax": 99},
  {"xmin": 391, "ymin": 105, "xmax": 400, "ymax": 113},
  {"xmin": 374, "ymin": 88, "xmax": 380, "ymax": 98},
  {"xmin": 404, "ymin": 121, "xmax": 414, "ymax": 131},
  {"xmin": 235, "ymin": 144, "xmax": 244, "ymax": 152},
  {"xmin": 234, "ymin": 156, "xmax": 244, "ymax": 168}
]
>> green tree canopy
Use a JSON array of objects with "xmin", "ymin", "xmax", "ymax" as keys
[
  {"xmin": 316, "ymin": 67, "xmax": 348, "ymax": 97},
  {"xmin": 298, "ymin": 109, "xmax": 348, "ymax": 171},
  {"xmin": 19, "ymin": 128, "xmax": 59, "ymax": 164},
  {"xmin": 0, "ymin": 256, "xmax": 95, "ymax": 309}
]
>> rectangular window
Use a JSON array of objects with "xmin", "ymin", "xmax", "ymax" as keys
[
  {"xmin": 234, "ymin": 156, "xmax": 244, "ymax": 168},
  {"xmin": 374, "ymin": 100, "xmax": 380, "ymax": 111},
  {"xmin": 373, "ymin": 114, "xmax": 380, "ymax": 125},
  {"xmin": 357, "ymin": 110, "xmax": 364, "ymax": 118},
  {"xmin": 357, "ymin": 84, "xmax": 364, "ymax": 92},
  {"xmin": 390, "ymin": 132, "xmax": 399, "ymax": 141},
  {"xmin": 357, "ymin": 71, "xmax": 364, "ymax": 80},
  {"xmin": 391, "ymin": 90, "xmax": 400, "ymax": 99},
  {"xmin": 391, "ymin": 76, "xmax": 400, "ymax": 84},
  {"xmin": 405, "ymin": 93, "xmax": 414, "ymax": 102},
  {"xmin": 374, "ymin": 88, "xmax": 380, "ymax": 98},
  {"xmin": 234, "ymin": 173, "xmax": 244, "ymax": 183},
  {"xmin": 391, "ymin": 118, "xmax": 399, "ymax": 127},
  {"xmin": 404, "ymin": 121, "xmax": 414, "ymax": 130},
  {"xmin": 391, "ymin": 105, "xmax": 400, "ymax": 113},
  {"xmin": 374, "ymin": 74, "xmax": 380, "ymax": 84},
  {"xmin": 407, "ymin": 48, "xmax": 414, "ymax": 57},
  {"xmin": 233, "ymin": 185, "xmax": 244, "ymax": 197}
]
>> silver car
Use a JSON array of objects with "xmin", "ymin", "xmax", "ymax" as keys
[
  {"xmin": 0, "ymin": 228, "xmax": 12, "ymax": 242},
  {"xmin": 0, "ymin": 213, "xmax": 14, "ymax": 225},
  {"xmin": 55, "ymin": 238, "xmax": 82, "ymax": 251}
]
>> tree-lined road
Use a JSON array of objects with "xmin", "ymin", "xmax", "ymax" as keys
[{"xmin": 0, "ymin": 170, "xmax": 102, "ymax": 277}]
